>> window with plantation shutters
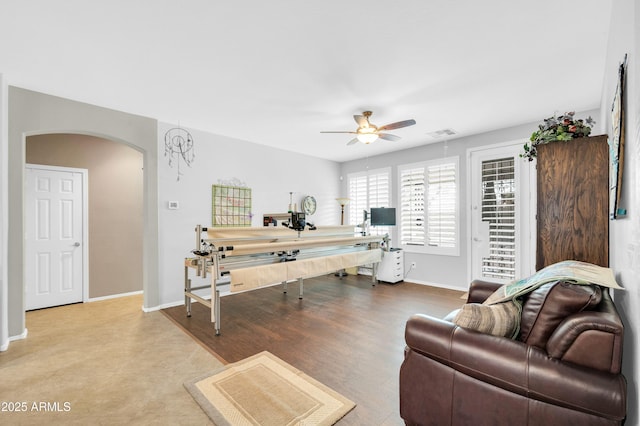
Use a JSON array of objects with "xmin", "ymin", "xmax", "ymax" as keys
[
  {"xmin": 427, "ymin": 162, "xmax": 457, "ymax": 248},
  {"xmin": 399, "ymin": 157, "xmax": 459, "ymax": 256},
  {"xmin": 347, "ymin": 168, "xmax": 391, "ymax": 237},
  {"xmin": 399, "ymin": 167, "xmax": 425, "ymax": 246},
  {"xmin": 348, "ymin": 173, "xmax": 368, "ymax": 226}
]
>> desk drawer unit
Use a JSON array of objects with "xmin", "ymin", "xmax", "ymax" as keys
[{"xmin": 376, "ymin": 249, "xmax": 403, "ymax": 283}]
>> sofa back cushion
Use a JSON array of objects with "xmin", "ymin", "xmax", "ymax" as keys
[{"xmin": 518, "ymin": 281, "xmax": 601, "ymax": 348}]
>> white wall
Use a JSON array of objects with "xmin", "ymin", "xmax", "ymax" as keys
[
  {"xmin": 156, "ymin": 122, "xmax": 342, "ymax": 306},
  {"xmin": 602, "ymin": 0, "xmax": 639, "ymax": 424}
]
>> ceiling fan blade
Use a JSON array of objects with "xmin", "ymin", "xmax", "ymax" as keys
[
  {"xmin": 378, "ymin": 119, "xmax": 416, "ymax": 131},
  {"xmin": 320, "ymin": 131, "xmax": 357, "ymax": 134},
  {"xmin": 354, "ymin": 114, "xmax": 369, "ymax": 128},
  {"xmin": 347, "ymin": 138, "xmax": 359, "ymax": 146},
  {"xmin": 378, "ymin": 133, "xmax": 401, "ymax": 141}
]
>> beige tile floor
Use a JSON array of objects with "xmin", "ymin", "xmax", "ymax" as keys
[{"xmin": 0, "ymin": 294, "xmax": 222, "ymax": 425}]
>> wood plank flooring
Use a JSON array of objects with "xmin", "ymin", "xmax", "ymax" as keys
[{"xmin": 162, "ymin": 274, "xmax": 465, "ymax": 425}]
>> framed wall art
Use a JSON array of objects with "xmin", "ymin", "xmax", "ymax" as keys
[
  {"xmin": 212, "ymin": 184, "xmax": 252, "ymax": 227},
  {"xmin": 609, "ymin": 54, "xmax": 627, "ymax": 219}
]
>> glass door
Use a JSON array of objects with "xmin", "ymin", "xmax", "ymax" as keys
[{"xmin": 469, "ymin": 144, "xmax": 534, "ymax": 284}]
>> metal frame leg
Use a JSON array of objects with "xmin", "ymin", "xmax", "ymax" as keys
[
  {"xmin": 214, "ymin": 289, "xmax": 221, "ymax": 336},
  {"xmin": 184, "ymin": 265, "xmax": 192, "ymax": 317},
  {"xmin": 372, "ymin": 262, "xmax": 378, "ymax": 286},
  {"xmin": 298, "ymin": 278, "xmax": 304, "ymax": 299}
]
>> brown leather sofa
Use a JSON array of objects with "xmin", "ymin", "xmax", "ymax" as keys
[{"xmin": 400, "ymin": 279, "xmax": 627, "ymax": 425}]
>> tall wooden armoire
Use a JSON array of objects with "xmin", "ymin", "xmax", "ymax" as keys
[{"xmin": 536, "ymin": 134, "xmax": 609, "ymax": 270}]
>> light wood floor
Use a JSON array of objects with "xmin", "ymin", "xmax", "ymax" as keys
[
  {"xmin": 0, "ymin": 294, "xmax": 221, "ymax": 425},
  {"xmin": 163, "ymin": 274, "xmax": 466, "ymax": 425}
]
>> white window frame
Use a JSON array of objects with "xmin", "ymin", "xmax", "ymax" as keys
[{"xmin": 398, "ymin": 156, "xmax": 460, "ymax": 256}]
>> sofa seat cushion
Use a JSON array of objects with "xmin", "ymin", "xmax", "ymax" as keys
[
  {"xmin": 519, "ymin": 281, "xmax": 602, "ymax": 348},
  {"xmin": 452, "ymin": 300, "xmax": 520, "ymax": 338}
]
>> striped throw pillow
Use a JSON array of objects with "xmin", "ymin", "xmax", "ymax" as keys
[{"xmin": 452, "ymin": 300, "xmax": 520, "ymax": 338}]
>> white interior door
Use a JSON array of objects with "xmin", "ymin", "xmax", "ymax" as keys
[
  {"xmin": 25, "ymin": 165, "xmax": 87, "ymax": 310},
  {"xmin": 469, "ymin": 143, "xmax": 533, "ymax": 285}
]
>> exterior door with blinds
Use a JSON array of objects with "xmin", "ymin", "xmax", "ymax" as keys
[{"xmin": 470, "ymin": 144, "xmax": 533, "ymax": 284}]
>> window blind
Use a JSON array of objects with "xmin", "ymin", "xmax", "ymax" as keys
[
  {"xmin": 400, "ymin": 158, "xmax": 458, "ymax": 254},
  {"xmin": 348, "ymin": 174, "xmax": 368, "ymax": 226},
  {"xmin": 481, "ymin": 158, "xmax": 516, "ymax": 280},
  {"xmin": 399, "ymin": 167, "xmax": 425, "ymax": 246},
  {"xmin": 347, "ymin": 168, "xmax": 391, "ymax": 236},
  {"xmin": 427, "ymin": 162, "xmax": 457, "ymax": 248}
]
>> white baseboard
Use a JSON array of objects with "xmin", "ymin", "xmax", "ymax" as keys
[
  {"xmin": 1, "ymin": 328, "xmax": 28, "ymax": 352},
  {"xmin": 402, "ymin": 278, "xmax": 467, "ymax": 293},
  {"xmin": 143, "ymin": 293, "xmax": 216, "ymax": 312},
  {"xmin": 88, "ymin": 290, "xmax": 203, "ymax": 312},
  {"xmin": 88, "ymin": 290, "xmax": 143, "ymax": 303},
  {"xmin": 10, "ymin": 328, "xmax": 28, "ymax": 341},
  {"xmin": 142, "ymin": 298, "xmax": 193, "ymax": 312},
  {"xmin": 145, "ymin": 279, "xmax": 467, "ymax": 313}
]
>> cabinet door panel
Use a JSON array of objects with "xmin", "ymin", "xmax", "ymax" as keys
[{"xmin": 536, "ymin": 135, "xmax": 608, "ymax": 269}]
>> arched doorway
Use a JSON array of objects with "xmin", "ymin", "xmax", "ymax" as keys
[
  {"xmin": 5, "ymin": 86, "xmax": 159, "ymax": 340},
  {"xmin": 25, "ymin": 133, "xmax": 144, "ymax": 305}
]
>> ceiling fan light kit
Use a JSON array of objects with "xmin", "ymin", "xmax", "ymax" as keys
[
  {"xmin": 356, "ymin": 128, "xmax": 379, "ymax": 144},
  {"xmin": 321, "ymin": 110, "xmax": 416, "ymax": 146}
]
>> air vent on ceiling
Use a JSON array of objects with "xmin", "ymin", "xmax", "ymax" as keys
[{"xmin": 427, "ymin": 128, "xmax": 457, "ymax": 139}]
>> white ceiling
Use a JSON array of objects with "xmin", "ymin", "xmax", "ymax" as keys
[{"xmin": 1, "ymin": 0, "xmax": 612, "ymax": 162}]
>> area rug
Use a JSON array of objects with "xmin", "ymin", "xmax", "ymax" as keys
[{"xmin": 184, "ymin": 351, "xmax": 356, "ymax": 426}]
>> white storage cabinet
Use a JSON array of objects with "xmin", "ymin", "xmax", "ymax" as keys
[{"xmin": 376, "ymin": 248, "xmax": 404, "ymax": 284}]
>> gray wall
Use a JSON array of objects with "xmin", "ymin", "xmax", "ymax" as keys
[
  {"xmin": 7, "ymin": 87, "xmax": 158, "ymax": 337},
  {"xmin": 1, "ymin": 74, "xmax": 8, "ymax": 349},
  {"xmin": 3, "ymin": 88, "xmax": 344, "ymax": 340},
  {"xmin": 156, "ymin": 122, "xmax": 342, "ymax": 306},
  {"xmin": 340, "ymin": 114, "xmax": 600, "ymax": 291},
  {"xmin": 26, "ymin": 134, "xmax": 143, "ymax": 299}
]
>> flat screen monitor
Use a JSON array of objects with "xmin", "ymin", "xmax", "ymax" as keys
[{"xmin": 370, "ymin": 207, "xmax": 396, "ymax": 226}]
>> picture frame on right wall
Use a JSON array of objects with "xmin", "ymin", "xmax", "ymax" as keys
[{"xmin": 609, "ymin": 54, "xmax": 627, "ymax": 219}]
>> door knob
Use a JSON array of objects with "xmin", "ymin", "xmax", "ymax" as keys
[{"xmin": 74, "ymin": 242, "xmax": 81, "ymax": 247}]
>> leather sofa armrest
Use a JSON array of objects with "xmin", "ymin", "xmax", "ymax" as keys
[
  {"xmin": 466, "ymin": 279, "xmax": 503, "ymax": 303},
  {"xmin": 405, "ymin": 314, "xmax": 461, "ymax": 360},
  {"xmin": 404, "ymin": 313, "xmax": 626, "ymax": 420},
  {"xmin": 405, "ymin": 313, "xmax": 530, "ymax": 390},
  {"xmin": 547, "ymin": 295, "xmax": 624, "ymax": 374}
]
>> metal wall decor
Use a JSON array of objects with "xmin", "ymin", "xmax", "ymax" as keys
[
  {"xmin": 164, "ymin": 127, "xmax": 195, "ymax": 181},
  {"xmin": 609, "ymin": 54, "xmax": 627, "ymax": 219}
]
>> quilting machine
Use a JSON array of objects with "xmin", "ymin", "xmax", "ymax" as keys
[{"xmin": 184, "ymin": 220, "xmax": 387, "ymax": 335}]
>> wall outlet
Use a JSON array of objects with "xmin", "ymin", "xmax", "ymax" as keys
[{"xmin": 411, "ymin": 261, "xmax": 417, "ymax": 269}]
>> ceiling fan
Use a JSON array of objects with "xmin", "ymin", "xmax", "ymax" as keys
[{"xmin": 321, "ymin": 111, "xmax": 416, "ymax": 145}]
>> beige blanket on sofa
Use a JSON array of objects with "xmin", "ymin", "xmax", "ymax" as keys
[{"xmin": 486, "ymin": 260, "xmax": 623, "ymax": 305}]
